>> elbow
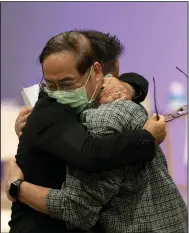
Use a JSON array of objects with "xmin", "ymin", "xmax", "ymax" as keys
[
  {"xmin": 129, "ymin": 144, "xmax": 156, "ymax": 165},
  {"xmin": 146, "ymin": 144, "xmax": 156, "ymax": 161}
]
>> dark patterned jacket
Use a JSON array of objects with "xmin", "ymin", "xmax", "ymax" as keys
[{"xmin": 46, "ymin": 100, "xmax": 187, "ymax": 233}]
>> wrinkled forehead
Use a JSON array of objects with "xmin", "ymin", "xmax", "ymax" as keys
[{"xmin": 42, "ymin": 52, "xmax": 79, "ymax": 82}]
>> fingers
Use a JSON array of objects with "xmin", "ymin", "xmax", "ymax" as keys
[
  {"xmin": 19, "ymin": 107, "xmax": 33, "ymax": 117},
  {"xmin": 22, "ymin": 113, "xmax": 30, "ymax": 122},
  {"xmin": 102, "ymin": 78, "xmax": 111, "ymax": 88},
  {"xmin": 15, "ymin": 108, "xmax": 32, "ymax": 136},
  {"xmin": 16, "ymin": 121, "xmax": 27, "ymax": 137},
  {"xmin": 19, "ymin": 122, "xmax": 26, "ymax": 132},
  {"xmin": 99, "ymin": 96, "xmax": 113, "ymax": 105},
  {"xmin": 99, "ymin": 86, "xmax": 115, "ymax": 100},
  {"xmin": 158, "ymin": 115, "xmax": 166, "ymax": 124},
  {"xmin": 101, "ymin": 78, "xmax": 117, "ymax": 98},
  {"xmin": 99, "ymin": 77, "xmax": 134, "ymax": 105},
  {"xmin": 99, "ymin": 85, "xmax": 131, "ymax": 104},
  {"xmin": 99, "ymin": 93, "xmax": 131, "ymax": 105},
  {"xmin": 114, "ymin": 96, "xmax": 128, "ymax": 102},
  {"xmin": 150, "ymin": 114, "xmax": 165, "ymax": 122},
  {"xmin": 150, "ymin": 113, "xmax": 159, "ymax": 120},
  {"xmin": 16, "ymin": 114, "xmax": 29, "ymax": 126},
  {"xmin": 99, "ymin": 92, "xmax": 131, "ymax": 105}
]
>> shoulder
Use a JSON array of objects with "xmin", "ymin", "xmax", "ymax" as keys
[
  {"xmin": 34, "ymin": 96, "xmax": 75, "ymax": 116},
  {"xmin": 82, "ymin": 100, "xmax": 146, "ymax": 121},
  {"xmin": 98, "ymin": 100, "xmax": 146, "ymax": 117},
  {"xmin": 98, "ymin": 101, "xmax": 148, "ymax": 130},
  {"xmin": 29, "ymin": 97, "xmax": 77, "ymax": 131}
]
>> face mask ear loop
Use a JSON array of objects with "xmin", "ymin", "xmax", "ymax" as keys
[
  {"xmin": 90, "ymin": 81, "xmax": 100, "ymax": 101},
  {"xmin": 84, "ymin": 66, "xmax": 93, "ymax": 87}
]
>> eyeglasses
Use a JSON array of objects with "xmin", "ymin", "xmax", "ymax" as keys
[
  {"xmin": 165, "ymin": 105, "xmax": 188, "ymax": 122},
  {"xmin": 39, "ymin": 68, "xmax": 92, "ymax": 92},
  {"xmin": 39, "ymin": 76, "xmax": 79, "ymax": 92},
  {"xmin": 153, "ymin": 66, "xmax": 188, "ymax": 122}
]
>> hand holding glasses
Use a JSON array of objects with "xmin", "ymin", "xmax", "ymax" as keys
[{"xmin": 153, "ymin": 66, "xmax": 188, "ymax": 123}]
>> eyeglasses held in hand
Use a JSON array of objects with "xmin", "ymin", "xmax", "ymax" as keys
[
  {"xmin": 164, "ymin": 105, "xmax": 188, "ymax": 122},
  {"xmin": 153, "ymin": 66, "xmax": 188, "ymax": 122}
]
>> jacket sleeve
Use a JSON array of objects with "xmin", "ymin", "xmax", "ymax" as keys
[{"xmin": 32, "ymin": 102, "xmax": 155, "ymax": 173}]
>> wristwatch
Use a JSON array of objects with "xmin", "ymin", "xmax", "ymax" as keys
[{"xmin": 9, "ymin": 179, "xmax": 24, "ymax": 201}]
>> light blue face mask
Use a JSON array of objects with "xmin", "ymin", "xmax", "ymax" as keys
[{"xmin": 45, "ymin": 67, "xmax": 99, "ymax": 113}]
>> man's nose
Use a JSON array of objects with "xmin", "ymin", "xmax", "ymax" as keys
[{"xmin": 56, "ymin": 84, "xmax": 64, "ymax": 91}]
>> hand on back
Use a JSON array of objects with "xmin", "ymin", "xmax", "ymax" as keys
[
  {"xmin": 97, "ymin": 77, "xmax": 135, "ymax": 105},
  {"xmin": 15, "ymin": 107, "xmax": 33, "ymax": 137}
]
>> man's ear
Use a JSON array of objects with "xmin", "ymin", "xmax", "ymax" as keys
[{"xmin": 93, "ymin": 62, "xmax": 103, "ymax": 83}]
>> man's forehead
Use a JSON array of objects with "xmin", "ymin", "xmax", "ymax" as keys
[
  {"xmin": 43, "ymin": 53, "xmax": 76, "ymax": 71},
  {"xmin": 42, "ymin": 52, "xmax": 78, "ymax": 81}
]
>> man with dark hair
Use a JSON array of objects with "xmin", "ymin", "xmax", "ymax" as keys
[
  {"xmin": 6, "ymin": 30, "xmax": 167, "ymax": 233},
  {"xmin": 40, "ymin": 30, "xmax": 123, "ymax": 76},
  {"xmin": 38, "ymin": 29, "xmax": 146, "ymax": 103},
  {"xmin": 80, "ymin": 30, "xmax": 123, "ymax": 76}
]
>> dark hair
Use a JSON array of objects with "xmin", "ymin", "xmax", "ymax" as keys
[{"xmin": 39, "ymin": 29, "xmax": 124, "ymax": 75}]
